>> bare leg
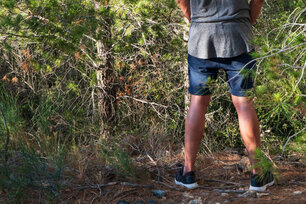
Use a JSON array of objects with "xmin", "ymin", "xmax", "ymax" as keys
[
  {"xmin": 183, "ymin": 94, "xmax": 211, "ymax": 175},
  {"xmin": 231, "ymin": 95, "xmax": 261, "ymax": 174}
]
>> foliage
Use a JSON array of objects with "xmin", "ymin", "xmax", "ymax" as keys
[
  {"xmin": 251, "ymin": 148, "xmax": 276, "ymax": 180},
  {"xmin": 0, "ymin": 85, "xmax": 24, "ymax": 150},
  {"xmin": 252, "ymin": 2, "xmax": 305, "ymax": 153},
  {"xmin": 99, "ymin": 141, "xmax": 137, "ymax": 179},
  {"xmin": 0, "ymin": 0, "xmax": 305, "ymax": 201},
  {"xmin": 0, "ymin": 146, "xmax": 64, "ymax": 203}
]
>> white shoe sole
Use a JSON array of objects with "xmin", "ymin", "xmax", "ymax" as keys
[
  {"xmin": 174, "ymin": 179, "xmax": 199, "ymax": 189},
  {"xmin": 249, "ymin": 179, "xmax": 275, "ymax": 192}
]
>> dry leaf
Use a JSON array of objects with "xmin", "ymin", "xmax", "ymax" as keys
[
  {"xmin": 22, "ymin": 49, "xmax": 31, "ymax": 60},
  {"xmin": 74, "ymin": 19, "xmax": 84, "ymax": 25},
  {"xmin": 137, "ymin": 59, "xmax": 144, "ymax": 66},
  {"xmin": 81, "ymin": 44, "xmax": 86, "ymax": 50},
  {"xmin": 129, "ymin": 62, "xmax": 136, "ymax": 69},
  {"xmin": 75, "ymin": 52, "xmax": 80, "ymax": 60},
  {"xmin": 12, "ymin": 76, "xmax": 18, "ymax": 83},
  {"xmin": 22, "ymin": 61, "xmax": 29, "ymax": 72},
  {"xmin": 1, "ymin": 75, "xmax": 9, "ymax": 82}
]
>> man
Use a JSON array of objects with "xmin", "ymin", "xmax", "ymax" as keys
[{"xmin": 175, "ymin": 0, "xmax": 274, "ymax": 191}]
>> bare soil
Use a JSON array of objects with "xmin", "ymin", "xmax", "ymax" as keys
[{"xmin": 60, "ymin": 150, "xmax": 305, "ymax": 204}]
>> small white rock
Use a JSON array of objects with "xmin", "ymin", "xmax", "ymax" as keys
[
  {"xmin": 221, "ymin": 193, "xmax": 228, "ymax": 196},
  {"xmin": 188, "ymin": 197, "xmax": 203, "ymax": 204},
  {"xmin": 257, "ymin": 192, "xmax": 269, "ymax": 197},
  {"xmin": 293, "ymin": 191, "xmax": 302, "ymax": 195},
  {"xmin": 184, "ymin": 192, "xmax": 194, "ymax": 199},
  {"xmin": 238, "ymin": 190, "xmax": 257, "ymax": 198}
]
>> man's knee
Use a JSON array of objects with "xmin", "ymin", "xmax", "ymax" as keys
[
  {"xmin": 231, "ymin": 95, "xmax": 255, "ymax": 112},
  {"xmin": 190, "ymin": 94, "xmax": 211, "ymax": 107}
]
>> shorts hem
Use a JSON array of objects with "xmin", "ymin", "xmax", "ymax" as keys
[
  {"xmin": 188, "ymin": 89, "xmax": 212, "ymax": 96},
  {"xmin": 230, "ymin": 89, "xmax": 254, "ymax": 97}
]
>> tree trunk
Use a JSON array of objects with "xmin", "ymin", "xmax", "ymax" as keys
[
  {"xmin": 183, "ymin": 18, "xmax": 190, "ymax": 116},
  {"xmin": 183, "ymin": 60, "xmax": 190, "ymax": 116},
  {"xmin": 95, "ymin": 0, "xmax": 118, "ymax": 139}
]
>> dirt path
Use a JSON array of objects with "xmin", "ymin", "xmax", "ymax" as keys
[{"xmin": 61, "ymin": 151, "xmax": 305, "ymax": 204}]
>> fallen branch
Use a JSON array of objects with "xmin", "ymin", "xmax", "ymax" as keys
[
  {"xmin": 75, "ymin": 182, "xmax": 152, "ymax": 190},
  {"xmin": 213, "ymin": 189, "xmax": 246, "ymax": 193},
  {"xmin": 146, "ymin": 153, "xmax": 157, "ymax": 165},
  {"xmin": 118, "ymin": 95, "xmax": 168, "ymax": 108},
  {"xmin": 281, "ymin": 128, "xmax": 306, "ymax": 157}
]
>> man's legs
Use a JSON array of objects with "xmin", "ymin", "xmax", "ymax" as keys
[
  {"xmin": 232, "ymin": 95, "xmax": 275, "ymax": 191},
  {"xmin": 183, "ymin": 94, "xmax": 211, "ymax": 175},
  {"xmin": 231, "ymin": 95, "xmax": 260, "ymax": 174},
  {"xmin": 183, "ymin": 94, "xmax": 261, "ymax": 175}
]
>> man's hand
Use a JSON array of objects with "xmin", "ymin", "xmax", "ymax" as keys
[
  {"xmin": 177, "ymin": 0, "xmax": 191, "ymax": 22},
  {"xmin": 250, "ymin": 0, "xmax": 264, "ymax": 25}
]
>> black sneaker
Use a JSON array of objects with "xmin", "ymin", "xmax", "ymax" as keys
[
  {"xmin": 174, "ymin": 166, "xmax": 199, "ymax": 189},
  {"xmin": 249, "ymin": 171, "xmax": 275, "ymax": 192}
]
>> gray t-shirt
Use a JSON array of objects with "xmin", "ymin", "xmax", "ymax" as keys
[{"xmin": 188, "ymin": 0, "xmax": 255, "ymax": 59}]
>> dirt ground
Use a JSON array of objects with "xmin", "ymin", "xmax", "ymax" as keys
[{"xmin": 60, "ymin": 150, "xmax": 305, "ymax": 204}]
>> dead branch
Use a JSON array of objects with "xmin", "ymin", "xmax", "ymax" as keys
[
  {"xmin": 281, "ymin": 128, "xmax": 306, "ymax": 157},
  {"xmin": 119, "ymin": 95, "xmax": 168, "ymax": 108},
  {"xmin": 213, "ymin": 189, "xmax": 247, "ymax": 193},
  {"xmin": 75, "ymin": 182, "xmax": 153, "ymax": 190},
  {"xmin": 294, "ymin": 61, "xmax": 305, "ymax": 90}
]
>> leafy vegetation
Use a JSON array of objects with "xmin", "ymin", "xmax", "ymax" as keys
[{"xmin": 0, "ymin": 0, "xmax": 305, "ymax": 202}]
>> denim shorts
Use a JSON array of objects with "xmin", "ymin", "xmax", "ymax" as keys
[{"xmin": 188, "ymin": 52, "xmax": 256, "ymax": 97}]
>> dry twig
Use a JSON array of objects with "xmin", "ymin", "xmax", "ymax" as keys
[
  {"xmin": 281, "ymin": 128, "xmax": 306, "ymax": 157},
  {"xmin": 75, "ymin": 182, "xmax": 152, "ymax": 190},
  {"xmin": 213, "ymin": 189, "xmax": 247, "ymax": 193}
]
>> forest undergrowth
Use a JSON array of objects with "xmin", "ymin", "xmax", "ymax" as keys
[{"xmin": 0, "ymin": 0, "xmax": 305, "ymax": 203}]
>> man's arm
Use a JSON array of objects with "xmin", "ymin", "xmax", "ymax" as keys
[
  {"xmin": 250, "ymin": 0, "xmax": 264, "ymax": 25},
  {"xmin": 177, "ymin": 0, "xmax": 191, "ymax": 22}
]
